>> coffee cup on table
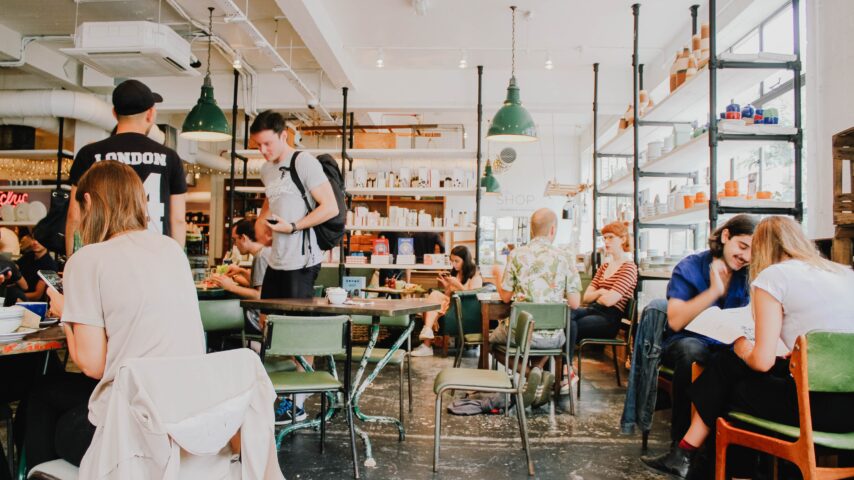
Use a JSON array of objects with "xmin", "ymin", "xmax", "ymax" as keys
[{"xmin": 326, "ymin": 287, "xmax": 347, "ymax": 305}]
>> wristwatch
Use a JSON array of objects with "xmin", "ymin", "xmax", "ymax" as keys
[{"xmin": 290, "ymin": 222, "xmax": 299, "ymax": 234}]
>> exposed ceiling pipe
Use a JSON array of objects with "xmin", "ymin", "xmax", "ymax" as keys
[
  {"xmin": 210, "ymin": 0, "xmax": 335, "ymax": 121},
  {"xmin": 0, "ymin": 36, "xmax": 72, "ymax": 68},
  {"xmin": 0, "ymin": 90, "xmax": 115, "ymax": 131}
]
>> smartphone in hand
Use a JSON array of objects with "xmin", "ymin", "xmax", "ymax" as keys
[
  {"xmin": 267, "ymin": 218, "xmax": 279, "ymax": 225},
  {"xmin": 37, "ymin": 270, "xmax": 63, "ymax": 294}
]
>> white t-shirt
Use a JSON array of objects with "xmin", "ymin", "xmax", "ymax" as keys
[
  {"xmin": 751, "ymin": 259, "xmax": 854, "ymax": 350},
  {"xmin": 63, "ymin": 229, "xmax": 205, "ymax": 425},
  {"xmin": 260, "ymin": 151, "xmax": 329, "ymax": 271}
]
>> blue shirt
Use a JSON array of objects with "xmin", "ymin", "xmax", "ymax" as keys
[{"xmin": 664, "ymin": 250, "xmax": 750, "ymax": 346}]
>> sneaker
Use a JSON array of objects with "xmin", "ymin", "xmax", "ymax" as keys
[
  {"xmin": 418, "ymin": 326, "xmax": 434, "ymax": 340},
  {"xmin": 274, "ymin": 398, "xmax": 307, "ymax": 425},
  {"xmin": 522, "ymin": 367, "xmax": 542, "ymax": 407},
  {"xmin": 532, "ymin": 371, "xmax": 554, "ymax": 408},
  {"xmin": 410, "ymin": 343, "xmax": 434, "ymax": 357},
  {"xmin": 559, "ymin": 368, "xmax": 579, "ymax": 395}
]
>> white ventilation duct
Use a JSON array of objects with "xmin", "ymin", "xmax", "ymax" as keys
[
  {"xmin": 0, "ymin": 90, "xmax": 116, "ymax": 131},
  {"xmin": 0, "ymin": 117, "xmax": 64, "ymax": 133}
]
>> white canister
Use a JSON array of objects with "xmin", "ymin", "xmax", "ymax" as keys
[{"xmin": 647, "ymin": 141, "xmax": 663, "ymax": 160}]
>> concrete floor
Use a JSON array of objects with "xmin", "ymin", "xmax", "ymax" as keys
[{"xmin": 278, "ymin": 347, "xmax": 672, "ymax": 480}]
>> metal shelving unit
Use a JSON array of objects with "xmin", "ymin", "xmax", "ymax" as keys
[{"xmin": 594, "ymin": 1, "xmax": 803, "ymax": 283}]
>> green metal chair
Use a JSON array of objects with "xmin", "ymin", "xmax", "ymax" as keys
[
  {"xmin": 716, "ymin": 331, "xmax": 854, "ymax": 480},
  {"xmin": 437, "ymin": 288, "xmax": 489, "ymax": 366},
  {"xmin": 262, "ymin": 314, "xmax": 359, "ymax": 478},
  {"xmin": 334, "ymin": 314, "xmax": 412, "ymax": 423},
  {"xmin": 198, "ymin": 299, "xmax": 245, "ymax": 351},
  {"xmin": 433, "ymin": 311, "xmax": 537, "ymax": 476},
  {"xmin": 576, "ymin": 297, "xmax": 638, "ymax": 399},
  {"xmin": 492, "ymin": 302, "xmax": 574, "ymax": 418}
]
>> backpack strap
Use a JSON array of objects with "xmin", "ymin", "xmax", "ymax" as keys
[{"xmin": 286, "ymin": 151, "xmax": 312, "ymax": 256}]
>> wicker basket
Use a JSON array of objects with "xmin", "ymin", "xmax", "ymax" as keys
[{"xmin": 351, "ymin": 324, "xmax": 392, "ymax": 344}]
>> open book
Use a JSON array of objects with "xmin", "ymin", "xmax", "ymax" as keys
[{"xmin": 685, "ymin": 306, "xmax": 789, "ymax": 356}]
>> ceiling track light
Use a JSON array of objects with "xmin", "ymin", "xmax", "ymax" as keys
[
  {"xmin": 376, "ymin": 48, "xmax": 385, "ymax": 68},
  {"xmin": 458, "ymin": 50, "xmax": 468, "ymax": 69}
]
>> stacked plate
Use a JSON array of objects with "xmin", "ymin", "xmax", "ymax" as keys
[{"xmin": 0, "ymin": 306, "xmax": 26, "ymax": 343}]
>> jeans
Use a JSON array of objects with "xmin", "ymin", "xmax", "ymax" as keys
[
  {"xmin": 568, "ymin": 304, "xmax": 623, "ymax": 359},
  {"xmin": 620, "ymin": 299, "xmax": 669, "ymax": 435},
  {"xmin": 24, "ymin": 373, "xmax": 97, "ymax": 468},
  {"xmin": 661, "ymin": 334, "xmax": 727, "ymax": 441}
]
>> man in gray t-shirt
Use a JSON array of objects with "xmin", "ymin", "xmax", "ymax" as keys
[{"xmin": 250, "ymin": 111, "xmax": 339, "ymax": 300}]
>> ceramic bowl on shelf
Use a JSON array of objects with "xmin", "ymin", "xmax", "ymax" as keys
[
  {"xmin": 14, "ymin": 202, "xmax": 29, "ymax": 221},
  {"xmin": 0, "ymin": 204, "xmax": 15, "ymax": 222},
  {"xmin": 28, "ymin": 201, "xmax": 47, "ymax": 222}
]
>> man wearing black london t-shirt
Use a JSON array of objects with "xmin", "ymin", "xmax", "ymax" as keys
[{"xmin": 66, "ymin": 80, "xmax": 187, "ymax": 255}]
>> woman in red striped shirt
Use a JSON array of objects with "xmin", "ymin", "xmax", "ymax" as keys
[{"xmin": 568, "ymin": 221, "xmax": 637, "ymax": 374}]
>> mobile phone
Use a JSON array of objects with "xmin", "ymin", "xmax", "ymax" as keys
[
  {"xmin": 37, "ymin": 270, "xmax": 63, "ymax": 294},
  {"xmin": 0, "ymin": 266, "xmax": 11, "ymax": 276},
  {"xmin": 267, "ymin": 218, "xmax": 279, "ymax": 225}
]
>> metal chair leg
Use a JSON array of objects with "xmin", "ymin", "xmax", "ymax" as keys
[
  {"xmin": 433, "ymin": 393, "xmax": 443, "ymax": 472},
  {"xmin": 612, "ymin": 345, "xmax": 622, "ymax": 386},
  {"xmin": 642, "ymin": 430, "xmax": 649, "ymax": 451},
  {"xmin": 576, "ymin": 346, "xmax": 583, "ymax": 399},
  {"xmin": 398, "ymin": 361, "xmax": 405, "ymax": 425},
  {"xmin": 407, "ymin": 336, "xmax": 413, "ymax": 413},
  {"xmin": 547, "ymin": 356, "xmax": 556, "ymax": 425},
  {"xmin": 515, "ymin": 391, "xmax": 535, "ymax": 476},
  {"xmin": 346, "ymin": 397, "xmax": 360, "ymax": 479},
  {"xmin": 320, "ymin": 393, "xmax": 326, "ymax": 453}
]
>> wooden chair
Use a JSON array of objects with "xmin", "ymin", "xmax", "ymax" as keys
[{"xmin": 715, "ymin": 331, "xmax": 854, "ymax": 480}]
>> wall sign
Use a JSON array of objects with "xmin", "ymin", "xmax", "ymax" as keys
[{"xmin": 0, "ymin": 191, "xmax": 29, "ymax": 206}]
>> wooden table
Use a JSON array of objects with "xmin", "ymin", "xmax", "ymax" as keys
[
  {"xmin": 241, "ymin": 297, "xmax": 441, "ymax": 467},
  {"xmin": 0, "ymin": 326, "xmax": 66, "ymax": 356},
  {"xmin": 477, "ymin": 292, "xmax": 511, "ymax": 369}
]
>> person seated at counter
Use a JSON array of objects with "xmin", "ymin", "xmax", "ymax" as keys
[
  {"xmin": 490, "ymin": 208, "xmax": 581, "ymax": 391},
  {"xmin": 23, "ymin": 160, "xmax": 205, "ymax": 470},
  {"xmin": 211, "ymin": 218, "xmax": 272, "ymax": 334},
  {"xmin": 16, "ymin": 232, "xmax": 57, "ymax": 302},
  {"xmin": 568, "ymin": 221, "xmax": 637, "ymax": 390},
  {"xmin": 411, "ymin": 245, "xmax": 483, "ymax": 357},
  {"xmin": 646, "ymin": 216, "xmax": 854, "ymax": 478},
  {"xmin": 0, "ymin": 238, "xmax": 27, "ymax": 306},
  {"xmin": 640, "ymin": 214, "xmax": 756, "ymax": 473}
]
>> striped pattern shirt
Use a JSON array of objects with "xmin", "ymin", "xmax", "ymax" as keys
[{"xmin": 590, "ymin": 261, "xmax": 638, "ymax": 312}]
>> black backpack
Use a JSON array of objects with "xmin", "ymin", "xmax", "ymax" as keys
[
  {"xmin": 289, "ymin": 151, "xmax": 347, "ymax": 251},
  {"xmin": 32, "ymin": 188, "xmax": 70, "ymax": 256}
]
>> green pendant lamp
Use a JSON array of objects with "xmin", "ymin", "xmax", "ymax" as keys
[
  {"xmin": 487, "ymin": 6, "xmax": 538, "ymax": 143},
  {"xmin": 480, "ymin": 159, "xmax": 501, "ymax": 194},
  {"xmin": 181, "ymin": 7, "xmax": 231, "ymax": 142}
]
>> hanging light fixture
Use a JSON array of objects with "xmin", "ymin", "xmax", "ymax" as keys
[
  {"xmin": 480, "ymin": 159, "xmax": 501, "ymax": 194},
  {"xmin": 487, "ymin": 6, "xmax": 538, "ymax": 143},
  {"xmin": 181, "ymin": 7, "xmax": 231, "ymax": 142}
]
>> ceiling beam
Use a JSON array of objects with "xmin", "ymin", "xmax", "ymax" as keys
[
  {"xmin": 0, "ymin": 23, "xmax": 85, "ymax": 91},
  {"xmin": 273, "ymin": 0, "xmax": 358, "ymax": 90}
]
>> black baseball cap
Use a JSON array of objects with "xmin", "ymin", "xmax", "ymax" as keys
[{"xmin": 112, "ymin": 80, "xmax": 163, "ymax": 116}]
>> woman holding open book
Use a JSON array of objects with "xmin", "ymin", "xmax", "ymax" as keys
[
  {"xmin": 645, "ymin": 216, "xmax": 854, "ymax": 479},
  {"xmin": 411, "ymin": 245, "xmax": 483, "ymax": 357}
]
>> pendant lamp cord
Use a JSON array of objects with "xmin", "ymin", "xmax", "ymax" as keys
[
  {"xmin": 510, "ymin": 6, "xmax": 517, "ymax": 78},
  {"xmin": 206, "ymin": 7, "xmax": 214, "ymax": 77}
]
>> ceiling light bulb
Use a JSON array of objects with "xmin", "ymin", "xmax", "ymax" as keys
[
  {"xmin": 458, "ymin": 50, "xmax": 468, "ymax": 69},
  {"xmin": 376, "ymin": 49, "xmax": 385, "ymax": 68},
  {"xmin": 545, "ymin": 53, "xmax": 554, "ymax": 70},
  {"xmin": 232, "ymin": 54, "xmax": 242, "ymax": 70}
]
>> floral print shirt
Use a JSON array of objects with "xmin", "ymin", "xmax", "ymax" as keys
[{"xmin": 501, "ymin": 237, "xmax": 581, "ymax": 303}]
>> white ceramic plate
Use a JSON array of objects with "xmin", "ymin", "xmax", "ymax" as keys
[
  {"xmin": 14, "ymin": 202, "xmax": 29, "ymax": 221},
  {"xmin": 28, "ymin": 201, "xmax": 47, "ymax": 221},
  {"xmin": 0, "ymin": 330, "xmax": 30, "ymax": 344},
  {"xmin": 0, "ymin": 205, "xmax": 14, "ymax": 222}
]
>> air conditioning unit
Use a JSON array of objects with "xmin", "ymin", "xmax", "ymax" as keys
[{"xmin": 62, "ymin": 21, "xmax": 200, "ymax": 77}]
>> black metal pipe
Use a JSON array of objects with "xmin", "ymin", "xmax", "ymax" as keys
[
  {"xmin": 596, "ymin": 153, "xmax": 635, "ymax": 159},
  {"xmin": 475, "ymin": 65, "xmax": 484, "ymax": 265},
  {"xmin": 709, "ymin": 0, "xmax": 719, "ymax": 230},
  {"xmin": 348, "ymin": 112, "xmax": 355, "ymax": 171},
  {"xmin": 56, "ymin": 117, "xmax": 64, "ymax": 189},
  {"xmin": 690, "ymin": 5, "xmax": 699, "ymax": 35},
  {"xmin": 717, "ymin": 61, "xmax": 797, "ymax": 70},
  {"xmin": 792, "ymin": 0, "xmax": 803, "ymax": 222},
  {"xmin": 598, "ymin": 193, "xmax": 633, "ymax": 199},
  {"xmin": 592, "ymin": 62, "xmax": 599, "ymax": 272},
  {"xmin": 639, "ymin": 64, "xmax": 644, "ymax": 91},
  {"xmin": 228, "ymin": 68, "xmax": 239, "ymax": 249},
  {"xmin": 242, "ymin": 113, "xmax": 249, "ymax": 214},
  {"xmin": 631, "ymin": 3, "xmax": 640, "ymax": 266},
  {"xmin": 639, "ymin": 172, "xmax": 695, "ymax": 179},
  {"xmin": 339, "ymin": 87, "xmax": 348, "ymax": 284}
]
